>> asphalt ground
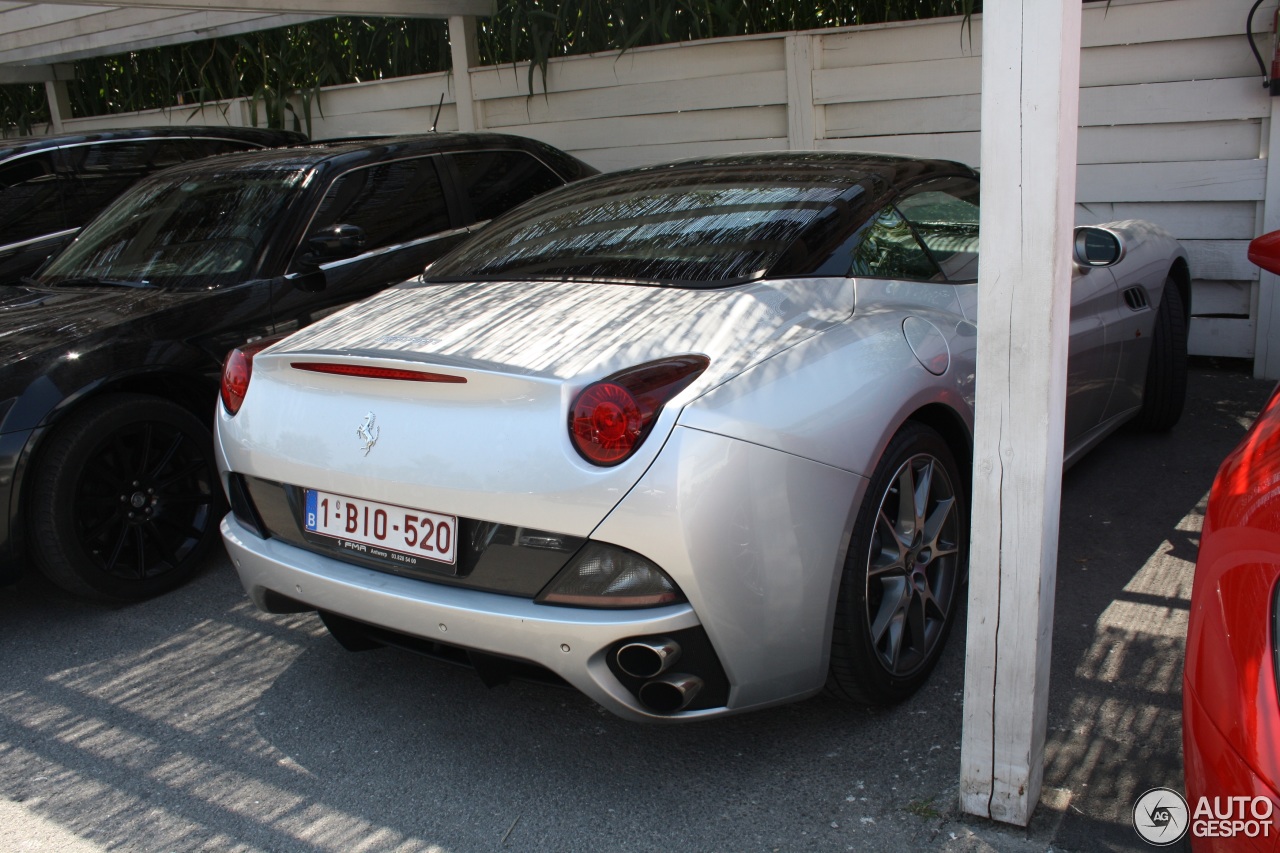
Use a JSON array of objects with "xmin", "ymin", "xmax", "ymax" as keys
[{"xmin": 0, "ymin": 359, "xmax": 1272, "ymax": 853}]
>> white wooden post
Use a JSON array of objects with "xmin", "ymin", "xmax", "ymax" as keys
[
  {"xmin": 785, "ymin": 34, "xmax": 822, "ymax": 150},
  {"xmin": 448, "ymin": 14, "xmax": 481, "ymax": 132},
  {"xmin": 1254, "ymin": 97, "xmax": 1280, "ymax": 380},
  {"xmin": 959, "ymin": 0, "xmax": 1082, "ymax": 827},
  {"xmin": 44, "ymin": 79, "xmax": 71, "ymax": 133}
]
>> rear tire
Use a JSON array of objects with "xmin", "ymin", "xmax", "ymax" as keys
[
  {"xmin": 828, "ymin": 422, "xmax": 968, "ymax": 706},
  {"xmin": 30, "ymin": 393, "xmax": 223, "ymax": 600},
  {"xmin": 1131, "ymin": 277, "xmax": 1187, "ymax": 431}
]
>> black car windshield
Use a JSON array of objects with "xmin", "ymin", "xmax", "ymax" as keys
[
  {"xmin": 40, "ymin": 169, "xmax": 307, "ymax": 290},
  {"xmin": 426, "ymin": 169, "xmax": 852, "ymax": 287}
]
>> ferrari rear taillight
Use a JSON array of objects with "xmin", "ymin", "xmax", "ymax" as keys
[
  {"xmin": 220, "ymin": 337, "xmax": 282, "ymax": 415},
  {"xmin": 569, "ymin": 355, "xmax": 709, "ymax": 466}
]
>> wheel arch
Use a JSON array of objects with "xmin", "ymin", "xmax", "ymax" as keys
[
  {"xmin": 10, "ymin": 368, "xmax": 220, "ymax": 572},
  {"xmin": 902, "ymin": 402, "xmax": 974, "ymax": 497}
]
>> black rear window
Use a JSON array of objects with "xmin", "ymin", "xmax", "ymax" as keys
[{"xmin": 426, "ymin": 170, "xmax": 859, "ymax": 287}]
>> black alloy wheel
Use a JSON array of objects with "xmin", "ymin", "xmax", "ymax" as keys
[
  {"xmin": 31, "ymin": 393, "xmax": 223, "ymax": 600},
  {"xmin": 828, "ymin": 422, "xmax": 967, "ymax": 705}
]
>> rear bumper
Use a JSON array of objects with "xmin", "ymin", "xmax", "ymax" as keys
[{"xmin": 223, "ymin": 513, "xmax": 718, "ymax": 722}]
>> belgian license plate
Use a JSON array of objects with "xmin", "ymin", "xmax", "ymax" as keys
[{"xmin": 304, "ymin": 489, "xmax": 456, "ymax": 566}]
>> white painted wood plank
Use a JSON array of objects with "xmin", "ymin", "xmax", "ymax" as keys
[
  {"xmin": 571, "ymin": 137, "xmax": 787, "ymax": 172},
  {"xmin": 962, "ymin": 0, "xmax": 1080, "ymax": 827},
  {"xmin": 1077, "ymin": 121, "xmax": 1262, "ymax": 166},
  {"xmin": 813, "ymin": 56, "xmax": 980, "ymax": 104},
  {"xmin": 302, "ymin": 73, "xmax": 453, "ymax": 118},
  {"xmin": 819, "ymin": 0, "xmax": 1256, "ymax": 70},
  {"xmin": 307, "ymin": 106, "xmax": 459, "ymax": 137},
  {"xmin": 0, "ymin": 6, "xmax": 190, "ymax": 51},
  {"xmin": 1080, "ymin": 0, "xmax": 1264, "ymax": 49},
  {"xmin": 1075, "ymin": 201, "xmax": 1258, "ymax": 240},
  {"xmin": 501, "ymin": 105, "xmax": 787, "ymax": 152},
  {"xmin": 1077, "ymin": 160, "xmax": 1267, "ymax": 203},
  {"xmin": 826, "ymin": 95, "xmax": 981, "ymax": 137},
  {"xmin": 1181, "ymin": 240, "xmax": 1258, "ymax": 282},
  {"xmin": 482, "ymin": 70, "xmax": 786, "ymax": 127},
  {"xmin": 821, "ymin": 18, "xmax": 981, "ymax": 69},
  {"xmin": 1080, "ymin": 78, "xmax": 1270, "ymax": 127},
  {"xmin": 470, "ymin": 38, "xmax": 784, "ymax": 101},
  {"xmin": 1189, "ymin": 280, "xmax": 1254, "ymax": 316},
  {"xmin": 818, "ymin": 133, "xmax": 980, "ymax": 166},
  {"xmin": 1191, "ymin": 315, "xmax": 1258, "ymax": 358},
  {"xmin": 1079, "ymin": 35, "xmax": 1259, "ymax": 88}
]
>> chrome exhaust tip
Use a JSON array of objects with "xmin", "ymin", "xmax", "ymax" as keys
[
  {"xmin": 638, "ymin": 673, "xmax": 703, "ymax": 714},
  {"xmin": 616, "ymin": 637, "xmax": 681, "ymax": 679}
]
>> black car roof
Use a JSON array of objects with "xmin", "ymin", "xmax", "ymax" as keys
[
  {"xmin": 0, "ymin": 126, "xmax": 307, "ymax": 162},
  {"xmin": 139, "ymin": 132, "xmax": 596, "ymax": 180},
  {"xmin": 575, "ymin": 150, "xmax": 978, "ymax": 189}
]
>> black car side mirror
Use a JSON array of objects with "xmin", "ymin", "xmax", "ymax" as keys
[
  {"xmin": 1072, "ymin": 227, "xmax": 1123, "ymax": 268},
  {"xmin": 301, "ymin": 223, "xmax": 367, "ymax": 267}
]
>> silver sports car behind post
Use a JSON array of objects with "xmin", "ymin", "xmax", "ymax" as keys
[{"xmin": 216, "ymin": 152, "xmax": 1189, "ymax": 721}]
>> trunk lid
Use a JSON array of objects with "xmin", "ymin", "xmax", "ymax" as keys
[{"xmin": 221, "ymin": 277, "xmax": 851, "ymax": 537}]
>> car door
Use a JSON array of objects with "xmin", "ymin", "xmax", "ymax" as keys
[
  {"xmin": 902, "ymin": 179, "xmax": 1122, "ymax": 447},
  {"xmin": 270, "ymin": 153, "xmax": 469, "ymax": 334}
]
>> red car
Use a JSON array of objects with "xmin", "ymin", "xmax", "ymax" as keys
[{"xmin": 1183, "ymin": 232, "xmax": 1280, "ymax": 851}]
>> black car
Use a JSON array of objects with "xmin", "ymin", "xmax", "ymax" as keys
[
  {"xmin": 0, "ymin": 126, "xmax": 308, "ymax": 286},
  {"xmin": 0, "ymin": 132, "xmax": 596, "ymax": 599}
]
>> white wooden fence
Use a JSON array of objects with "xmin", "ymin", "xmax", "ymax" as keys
[{"xmin": 52, "ymin": 0, "xmax": 1276, "ymax": 363}]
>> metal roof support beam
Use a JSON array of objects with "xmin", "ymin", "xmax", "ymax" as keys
[
  {"xmin": 448, "ymin": 14, "xmax": 479, "ymax": 132},
  {"xmin": 960, "ymin": 0, "xmax": 1083, "ymax": 827}
]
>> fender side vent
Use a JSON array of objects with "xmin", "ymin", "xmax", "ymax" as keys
[{"xmin": 1123, "ymin": 286, "xmax": 1151, "ymax": 312}]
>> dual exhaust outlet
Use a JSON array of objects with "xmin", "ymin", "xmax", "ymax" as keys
[{"xmin": 616, "ymin": 637, "xmax": 703, "ymax": 714}]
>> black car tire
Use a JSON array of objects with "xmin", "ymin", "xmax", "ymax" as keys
[
  {"xmin": 30, "ymin": 393, "xmax": 223, "ymax": 600},
  {"xmin": 828, "ymin": 422, "xmax": 968, "ymax": 706},
  {"xmin": 1131, "ymin": 277, "xmax": 1188, "ymax": 432}
]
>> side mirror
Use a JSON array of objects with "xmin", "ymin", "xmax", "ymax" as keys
[
  {"xmin": 1248, "ymin": 230, "xmax": 1280, "ymax": 276},
  {"xmin": 301, "ymin": 223, "xmax": 367, "ymax": 267},
  {"xmin": 1073, "ymin": 227, "xmax": 1123, "ymax": 268}
]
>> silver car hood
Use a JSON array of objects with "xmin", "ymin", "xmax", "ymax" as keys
[{"xmin": 223, "ymin": 277, "xmax": 852, "ymax": 537}]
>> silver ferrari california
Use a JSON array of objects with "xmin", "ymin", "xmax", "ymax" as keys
[{"xmin": 216, "ymin": 152, "xmax": 1189, "ymax": 721}]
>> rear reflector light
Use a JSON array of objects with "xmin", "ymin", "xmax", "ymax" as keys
[
  {"xmin": 569, "ymin": 355, "xmax": 709, "ymax": 466},
  {"xmin": 291, "ymin": 362, "xmax": 466, "ymax": 383},
  {"xmin": 221, "ymin": 336, "xmax": 284, "ymax": 416},
  {"xmin": 537, "ymin": 542, "xmax": 682, "ymax": 608}
]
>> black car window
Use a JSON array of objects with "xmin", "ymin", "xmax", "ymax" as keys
[
  {"xmin": 449, "ymin": 150, "xmax": 564, "ymax": 223},
  {"xmin": 896, "ymin": 177, "xmax": 980, "ymax": 282},
  {"xmin": 426, "ymin": 172, "xmax": 851, "ymax": 286},
  {"xmin": 310, "ymin": 156, "xmax": 451, "ymax": 254},
  {"xmin": 0, "ymin": 153, "xmax": 66, "ymax": 245},
  {"xmin": 40, "ymin": 169, "xmax": 307, "ymax": 290},
  {"xmin": 848, "ymin": 205, "xmax": 942, "ymax": 282},
  {"xmin": 57, "ymin": 141, "xmax": 156, "ymax": 229}
]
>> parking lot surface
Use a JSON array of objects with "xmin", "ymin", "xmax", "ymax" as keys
[{"xmin": 1, "ymin": 360, "xmax": 1270, "ymax": 852}]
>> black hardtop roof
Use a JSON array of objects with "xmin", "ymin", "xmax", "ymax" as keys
[
  {"xmin": 0, "ymin": 126, "xmax": 306, "ymax": 161},
  {"xmin": 574, "ymin": 150, "xmax": 978, "ymax": 191},
  {"xmin": 120, "ymin": 131, "xmax": 593, "ymax": 181}
]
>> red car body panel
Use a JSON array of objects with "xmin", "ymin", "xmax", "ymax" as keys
[{"xmin": 1184, "ymin": 383, "xmax": 1280, "ymax": 850}]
